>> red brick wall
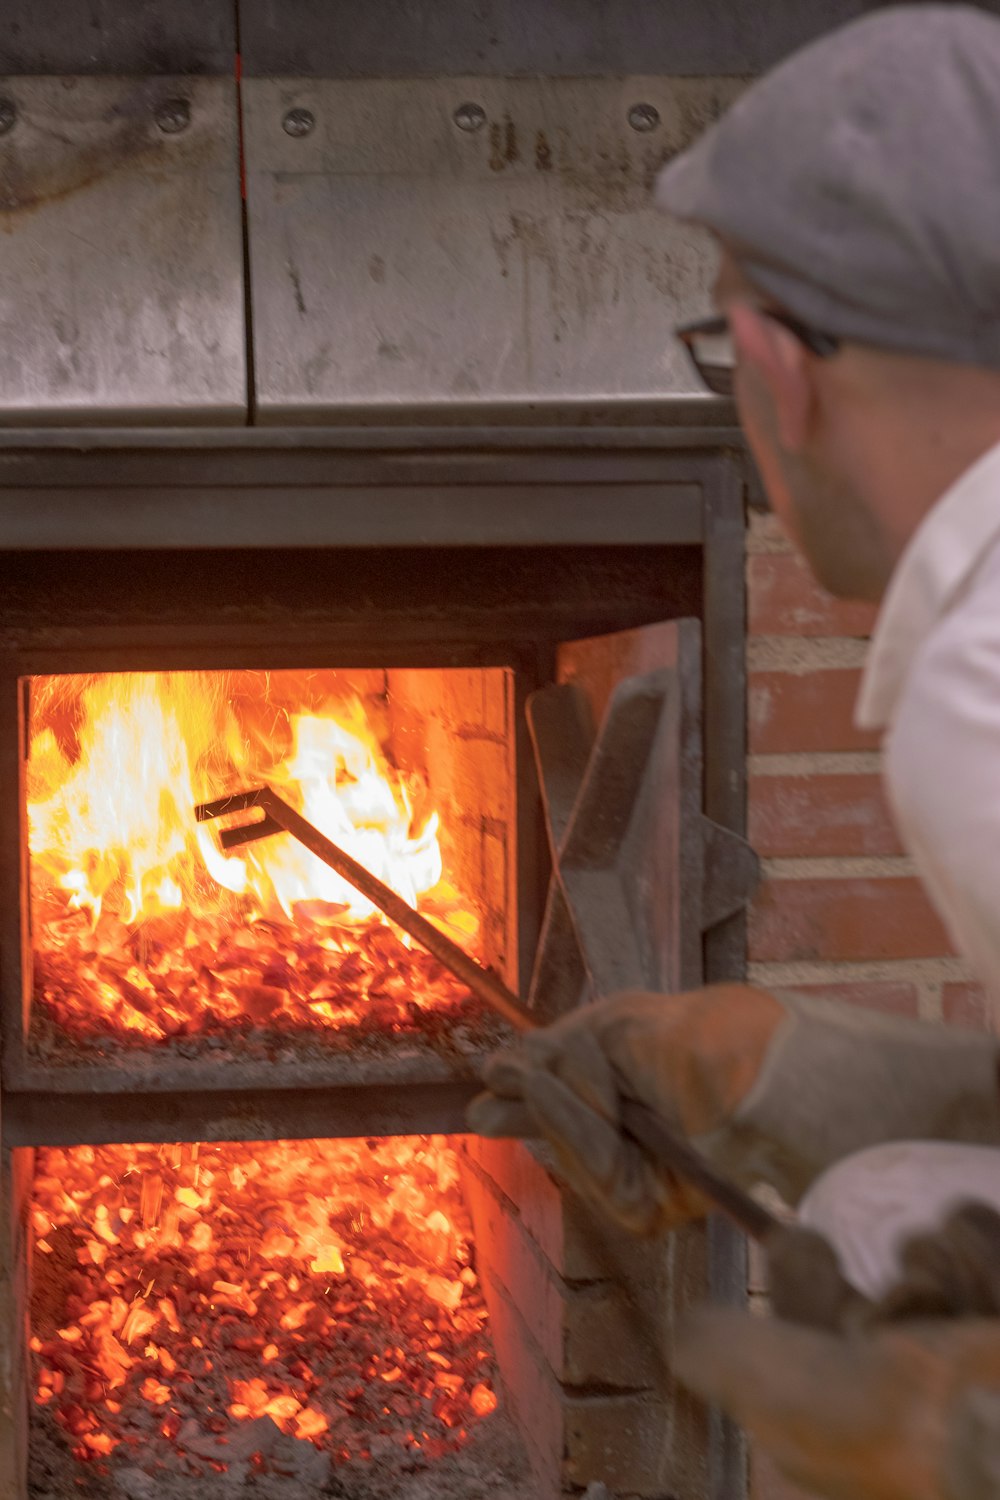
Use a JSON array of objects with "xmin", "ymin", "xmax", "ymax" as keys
[
  {"xmin": 386, "ymin": 667, "xmax": 515, "ymax": 972},
  {"xmin": 459, "ymin": 1136, "xmax": 710, "ymax": 1499},
  {"xmin": 746, "ymin": 512, "xmax": 986, "ymax": 1500},
  {"xmin": 745, "ymin": 512, "xmax": 983, "ymax": 1025}
]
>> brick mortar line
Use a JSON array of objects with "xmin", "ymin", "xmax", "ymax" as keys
[
  {"xmin": 746, "ymin": 960, "xmax": 965, "ymax": 1020},
  {"xmin": 749, "ymin": 751, "xmax": 884, "ymax": 775},
  {"xmin": 458, "ymin": 1143, "xmax": 522, "ymax": 1222},
  {"xmin": 760, "ymin": 855, "xmax": 916, "ymax": 879},
  {"xmin": 459, "ymin": 1149, "xmax": 583, "ymax": 1295},
  {"xmin": 746, "ymin": 515, "xmax": 794, "ymax": 556},
  {"xmin": 452, "ymin": 726, "xmax": 508, "ymax": 744},
  {"xmin": 915, "ymin": 980, "xmax": 947, "ymax": 1023},
  {"xmin": 749, "ymin": 957, "xmax": 974, "ymax": 986},
  {"xmin": 748, "ymin": 636, "xmax": 870, "ymax": 671},
  {"xmin": 477, "ymin": 1267, "xmax": 562, "ymax": 1478},
  {"xmin": 482, "ymin": 1266, "xmax": 656, "ymax": 1407},
  {"xmin": 455, "ymin": 812, "xmax": 508, "ymax": 840}
]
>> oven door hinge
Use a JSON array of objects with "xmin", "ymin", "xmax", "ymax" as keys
[{"xmin": 700, "ymin": 817, "xmax": 759, "ymax": 932}]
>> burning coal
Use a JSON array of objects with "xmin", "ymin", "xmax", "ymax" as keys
[
  {"xmin": 27, "ymin": 672, "xmax": 481, "ymax": 1045},
  {"xmin": 32, "ymin": 1135, "xmax": 497, "ymax": 1482}
]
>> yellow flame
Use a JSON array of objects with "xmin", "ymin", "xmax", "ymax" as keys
[
  {"xmin": 242, "ymin": 710, "xmax": 441, "ymax": 920},
  {"xmin": 27, "ymin": 672, "xmax": 442, "ymax": 929}
]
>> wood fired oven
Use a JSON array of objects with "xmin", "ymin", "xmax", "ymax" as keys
[
  {"xmin": 0, "ymin": 2, "xmax": 790, "ymax": 1487},
  {"xmin": 0, "ymin": 427, "xmax": 752, "ymax": 1500}
]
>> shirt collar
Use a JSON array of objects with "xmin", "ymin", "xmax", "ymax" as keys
[{"xmin": 856, "ymin": 438, "xmax": 1000, "ymax": 732}]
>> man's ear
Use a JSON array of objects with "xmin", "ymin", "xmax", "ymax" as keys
[{"xmin": 729, "ymin": 302, "xmax": 814, "ymax": 452}]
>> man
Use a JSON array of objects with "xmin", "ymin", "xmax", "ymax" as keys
[{"xmin": 469, "ymin": 7, "xmax": 1000, "ymax": 1496}]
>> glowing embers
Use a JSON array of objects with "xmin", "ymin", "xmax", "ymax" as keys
[
  {"xmin": 31, "ymin": 1136, "xmax": 497, "ymax": 1482},
  {"xmin": 27, "ymin": 671, "xmax": 481, "ymax": 1047}
]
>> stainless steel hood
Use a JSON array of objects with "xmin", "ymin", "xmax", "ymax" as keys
[
  {"xmin": 0, "ymin": 70, "xmax": 743, "ymax": 425},
  {"xmin": 0, "ymin": 76, "xmax": 247, "ymax": 424}
]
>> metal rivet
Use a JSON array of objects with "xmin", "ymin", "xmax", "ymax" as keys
[
  {"xmin": 283, "ymin": 107, "xmax": 315, "ymax": 138},
  {"xmin": 155, "ymin": 98, "xmax": 190, "ymax": 134},
  {"xmin": 453, "ymin": 102, "xmax": 487, "ymax": 133},
  {"xmin": 627, "ymin": 102, "xmax": 660, "ymax": 133},
  {"xmin": 0, "ymin": 100, "xmax": 16, "ymax": 137}
]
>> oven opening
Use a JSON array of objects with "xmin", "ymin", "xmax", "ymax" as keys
[
  {"xmin": 5, "ymin": 607, "xmax": 738, "ymax": 1500},
  {"xmin": 28, "ymin": 1134, "xmax": 526, "ymax": 1497},
  {"xmin": 25, "ymin": 668, "xmax": 515, "ymax": 1068}
]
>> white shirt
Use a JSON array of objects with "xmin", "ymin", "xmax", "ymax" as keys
[{"xmin": 856, "ymin": 438, "xmax": 1000, "ymax": 1011}]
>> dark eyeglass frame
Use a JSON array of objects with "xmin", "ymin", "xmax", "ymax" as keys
[{"xmin": 675, "ymin": 312, "xmax": 841, "ymax": 396}]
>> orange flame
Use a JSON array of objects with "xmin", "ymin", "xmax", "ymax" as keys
[
  {"xmin": 26, "ymin": 672, "xmax": 480, "ymax": 1042},
  {"xmin": 28, "ymin": 673, "xmax": 441, "ymax": 927}
]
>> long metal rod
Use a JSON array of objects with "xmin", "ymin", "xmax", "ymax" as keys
[
  {"xmin": 195, "ymin": 785, "xmax": 779, "ymax": 1242},
  {"xmin": 196, "ymin": 787, "xmax": 529, "ymax": 1031}
]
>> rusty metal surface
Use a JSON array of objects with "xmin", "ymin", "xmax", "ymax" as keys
[
  {"xmin": 5, "ymin": 1040, "xmax": 493, "ymax": 1097},
  {"xmin": 523, "ymin": 683, "xmax": 594, "ymax": 1020},
  {"xmin": 242, "ymin": 75, "xmax": 743, "ymax": 420},
  {"xmin": 528, "ymin": 619, "xmax": 755, "ymax": 1013},
  {"xmin": 560, "ymin": 672, "xmax": 676, "ymax": 993},
  {"xmin": 0, "ymin": 77, "xmax": 246, "ymax": 423},
  {"xmin": 528, "ymin": 638, "xmax": 700, "ymax": 1007},
  {"xmin": 524, "ymin": 683, "xmax": 594, "ymax": 852},
  {"xmin": 619, "ymin": 629, "xmax": 705, "ymax": 991},
  {"xmin": 2, "ymin": 1080, "xmax": 477, "ymax": 1147}
]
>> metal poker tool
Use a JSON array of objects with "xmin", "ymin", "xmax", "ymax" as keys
[{"xmin": 195, "ymin": 783, "xmax": 779, "ymax": 1243}]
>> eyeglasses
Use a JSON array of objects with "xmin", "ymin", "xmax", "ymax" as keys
[{"xmin": 675, "ymin": 312, "xmax": 841, "ymax": 396}]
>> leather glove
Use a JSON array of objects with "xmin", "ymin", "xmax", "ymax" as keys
[
  {"xmin": 680, "ymin": 1194, "xmax": 1000, "ymax": 1500},
  {"xmin": 672, "ymin": 1309, "xmax": 1000, "ymax": 1500},
  {"xmin": 466, "ymin": 985, "xmax": 1000, "ymax": 1234},
  {"xmin": 764, "ymin": 1201, "xmax": 1000, "ymax": 1334},
  {"xmin": 874, "ymin": 1201, "xmax": 1000, "ymax": 1325},
  {"xmin": 677, "ymin": 1207, "xmax": 1000, "ymax": 1500}
]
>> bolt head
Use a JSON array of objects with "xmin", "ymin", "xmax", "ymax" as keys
[
  {"xmin": 155, "ymin": 98, "xmax": 191, "ymax": 135},
  {"xmin": 453, "ymin": 101, "xmax": 487, "ymax": 133},
  {"xmin": 627, "ymin": 102, "xmax": 660, "ymax": 133},
  {"xmin": 283, "ymin": 107, "xmax": 315, "ymax": 138},
  {"xmin": 0, "ymin": 100, "xmax": 16, "ymax": 137}
]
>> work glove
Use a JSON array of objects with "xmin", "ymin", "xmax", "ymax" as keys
[
  {"xmin": 466, "ymin": 985, "xmax": 1000, "ymax": 1233},
  {"xmin": 764, "ymin": 1200, "xmax": 1000, "ymax": 1333},
  {"xmin": 674, "ymin": 1310, "xmax": 1000, "ymax": 1500},
  {"xmin": 675, "ymin": 1204, "xmax": 1000, "ymax": 1500}
]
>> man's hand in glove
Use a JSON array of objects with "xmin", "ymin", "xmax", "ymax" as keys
[
  {"xmin": 674, "ymin": 1310, "xmax": 1000, "ymax": 1500},
  {"xmin": 466, "ymin": 985, "xmax": 1000, "ymax": 1233},
  {"xmin": 673, "ymin": 1204, "xmax": 1000, "ymax": 1500},
  {"xmin": 468, "ymin": 984, "xmax": 779, "ymax": 1232}
]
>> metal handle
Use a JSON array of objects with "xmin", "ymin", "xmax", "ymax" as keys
[{"xmin": 196, "ymin": 784, "xmax": 780, "ymax": 1241}]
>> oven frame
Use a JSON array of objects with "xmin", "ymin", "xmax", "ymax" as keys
[
  {"xmin": 0, "ymin": 423, "xmax": 749, "ymax": 1146},
  {"xmin": 0, "ymin": 421, "xmax": 751, "ymax": 1500}
]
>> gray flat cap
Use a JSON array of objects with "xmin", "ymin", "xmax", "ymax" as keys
[{"xmin": 656, "ymin": 4, "xmax": 1000, "ymax": 369}]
